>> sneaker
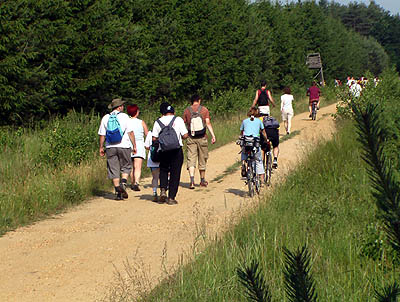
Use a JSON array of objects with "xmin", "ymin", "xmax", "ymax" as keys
[
  {"xmin": 241, "ymin": 164, "xmax": 246, "ymax": 177},
  {"xmin": 159, "ymin": 188, "xmax": 167, "ymax": 203},
  {"xmin": 200, "ymin": 180, "xmax": 208, "ymax": 187},
  {"xmin": 189, "ymin": 182, "xmax": 195, "ymax": 189},
  {"xmin": 131, "ymin": 183, "xmax": 140, "ymax": 191},
  {"xmin": 120, "ymin": 183, "xmax": 128, "ymax": 199},
  {"xmin": 152, "ymin": 192, "xmax": 158, "ymax": 202},
  {"xmin": 272, "ymin": 159, "xmax": 278, "ymax": 169},
  {"xmin": 166, "ymin": 198, "xmax": 178, "ymax": 205}
]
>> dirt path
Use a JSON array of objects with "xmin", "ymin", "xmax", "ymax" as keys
[{"xmin": 0, "ymin": 104, "xmax": 338, "ymax": 301}]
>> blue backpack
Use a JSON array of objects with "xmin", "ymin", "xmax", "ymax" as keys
[{"xmin": 106, "ymin": 112, "xmax": 124, "ymax": 144}]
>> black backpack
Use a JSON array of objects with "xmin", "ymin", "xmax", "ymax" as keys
[
  {"xmin": 150, "ymin": 139, "xmax": 162, "ymax": 162},
  {"xmin": 156, "ymin": 116, "xmax": 181, "ymax": 151},
  {"xmin": 263, "ymin": 116, "xmax": 279, "ymax": 129},
  {"xmin": 257, "ymin": 89, "xmax": 269, "ymax": 106}
]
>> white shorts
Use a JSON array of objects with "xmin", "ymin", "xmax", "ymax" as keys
[{"xmin": 258, "ymin": 106, "xmax": 270, "ymax": 116}]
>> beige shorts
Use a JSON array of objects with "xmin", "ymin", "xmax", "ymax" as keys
[
  {"xmin": 186, "ymin": 136, "xmax": 209, "ymax": 170},
  {"xmin": 281, "ymin": 109, "xmax": 294, "ymax": 121}
]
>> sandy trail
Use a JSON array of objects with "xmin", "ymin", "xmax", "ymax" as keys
[{"xmin": 0, "ymin": 104, "xmax": 338, "ymax": 301}]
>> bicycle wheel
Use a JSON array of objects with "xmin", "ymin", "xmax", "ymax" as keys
[
  {"xmin": 247, "ymin": 161, "xmax": 255, "ymax": 197},
  {"xmin": 253, "ymin": 160, "xmax": 260, "ymax": 194},
  {"xmin": 265, "ymin": 151, "xmax": 272, "ymax": 186},
  {"xmin": 312, "ymin": 103, "xmax": 317, "ymax": 120}
]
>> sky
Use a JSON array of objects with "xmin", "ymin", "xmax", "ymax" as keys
[{"xmin": 332, "ymin": 0, "xmax": 400, "ymax": 15}]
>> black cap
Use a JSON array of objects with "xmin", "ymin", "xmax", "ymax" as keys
[{"xmin": 160, "ymin": 102, "xmax": 175, "ymax": 115}]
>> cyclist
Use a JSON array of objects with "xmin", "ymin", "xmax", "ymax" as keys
[
  {"xmin": 258, "ymin": 111, "xmax": 280, "ymax": 169},
  {"xmin": 251, "ymin": 80, "xmax": 275, "ymax": 116},
  {"xmin": 240, "ymin": 107, "xmax": 268, "ymax": 183},
  {"xmin": 306, "ymin": 81, "xmax": 321, "ymax": 118}
]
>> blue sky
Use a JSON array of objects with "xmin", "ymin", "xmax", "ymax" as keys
[{"xmin": 331, "ymin": 0, "xmax": 400, "ymax": 15}]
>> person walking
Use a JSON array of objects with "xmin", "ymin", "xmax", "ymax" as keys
[
  {"xmin": 98, "ymin": 98, "xmax": 137, "ymax": 200},
  {"xmin": 183, "ymin": 95, "xmax": 216, "ymax": 189},
  {"xmin": 251, "ymin": 80, "xmax": 275, "ymax": 115},
  {"xmin": 127, "ymin": 104, "xmax": 148, "ymax": 191},
  {"xmin": 306, "ymin": 81, "xmax": 321, "ymax": 118},
  {"xmin": 144, "ymin": 129, "xmax": 160, "ymax": 202},
  {"xmin": 280, "ymin": 86, "xmax": 294, "ymax": 135},
  {"xmin": 152, "ymin": 102, "xmax": 188, "ymax": 205}
]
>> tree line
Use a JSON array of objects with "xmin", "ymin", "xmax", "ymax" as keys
[{"xmin": 0, "ymin": 0, "xmax": 395, "ymax": 125}]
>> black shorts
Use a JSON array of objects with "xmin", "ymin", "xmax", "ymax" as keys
[{"xmin": 265, "ymin": 128, "xmax": 279, "ymax": 148}]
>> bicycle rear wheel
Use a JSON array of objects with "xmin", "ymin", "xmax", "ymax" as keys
[
  {"xmin": 247, "ymin": 161, "xmax": 255, "ymax": 197},
  {"xmin": 312, "ymin": 103, "xmax": 317, "ymax": 120},
  {"xmin": 253, "ymin": 161, "xmax": 260, "ymax": 194},
  {"xmin": 265, "ymin": 151, "xmax": 272, "ymax": 186}
]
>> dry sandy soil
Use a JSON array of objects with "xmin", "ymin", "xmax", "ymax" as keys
[{"xmin": 0, "ymin": 103, "xmax": 338, "ymax": 301}]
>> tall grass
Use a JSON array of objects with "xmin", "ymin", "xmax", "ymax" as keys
[{"xmin": 140, "ymin": 121, "xmax": 398, "ymax": 301}]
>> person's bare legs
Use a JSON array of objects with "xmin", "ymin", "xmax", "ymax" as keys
[
  {"xmin": 188, "ymin": 166, "xmax": 196, "ymax": 188},
  {"xmin": 133, "ymin": 157, "xmax": 143, "ymax": 185},
  {"xmin": 287, "ymin": 115, "xmax": 292, "ymax": 134}
]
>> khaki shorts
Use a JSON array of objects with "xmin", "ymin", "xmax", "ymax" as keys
[{"xmin": 186, "ymin": 136, "xmax": 209, "ymax": 170}]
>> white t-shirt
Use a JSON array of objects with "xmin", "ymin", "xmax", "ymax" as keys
[
  {"xmin": 281, "ymin": 94, "xmax": 294, "ymax": 111},
  {"xmin": 350, "ymin": 83, "xmax": 362, "ymax": 98},
  {"xmin": 152, "ymin": 115, "xmax": 188, "ymax": 147},
  {"xmin": 98, "ymin": 110, "xmax": 134, "ymax": 148},
  {"xmin": 144, "ymin": 131, "xmax": 159, "ymax": 168}
]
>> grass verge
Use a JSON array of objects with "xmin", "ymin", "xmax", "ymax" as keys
[{"xmin": 134, "ymin": 120, "xmax": 397, "ymax": 301}]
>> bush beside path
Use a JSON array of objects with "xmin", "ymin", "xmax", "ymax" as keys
[{"xmin": 0, "ymin": 103, "xmax": 338, "ymax": 301}]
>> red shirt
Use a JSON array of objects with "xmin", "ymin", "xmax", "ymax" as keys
[{"xmin": 307, "ymin": 86, "xmax": 320, "ymax": 101}]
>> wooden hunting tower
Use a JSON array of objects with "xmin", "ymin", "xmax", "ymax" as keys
[{"xmin": 306, "ymin": 53, "xmax": 325, "ymax": 86}]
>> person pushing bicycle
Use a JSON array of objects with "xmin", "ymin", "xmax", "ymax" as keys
[{"xmin": 240, "ymin": 107, "xmax": 268, "ymax": 184}]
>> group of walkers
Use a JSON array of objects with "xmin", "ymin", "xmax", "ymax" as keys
[
  {"xmin": 98, "ymin": 80, "xmax": 320, "ymax": 202},
  {"xmin": 98, "ymin": 96, "xmax": 216, "ymax": 205}
]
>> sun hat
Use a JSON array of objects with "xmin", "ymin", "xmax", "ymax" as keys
[
  {"xmin": 160, "ymin": 102, "xmax": 175, "ymax": 115},
  {"xmin": 108, "ymin": 98, "xmax": 126, "ymax": 110}
]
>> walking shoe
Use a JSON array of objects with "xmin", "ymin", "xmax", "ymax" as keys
[
  {"xmin": 166, "ymin": 198, "xmax": 178, "ymax": 205},
  {"xmin": 131, "ymin": 183, "xmax": 140, "ymax": 191},
  {"xmin": 152, "ymin": 192, "xmax": 158, "ymax": 202},
  {"xmin": 159, "ymin": 188, "xmax": 167, "ymax": 203},
  {"xmin": 115, "ymin": 187, "xmax": 123, "ymax": 200},
  {"xmin": 272, "ymin": 159, "xmax": 278, "ymax": 169},
  {"xmin": 189, "ymin": 182, "xmax": 195, "ymax": 189},
  {"xmin": 241, "ymin": 164, "xmax": 246, "ymax": 177},
  {"xmin": 200, "ymin": 180, "xmax": 208, "ymax": 187},
  {"xmin": 120, "ymin": 183, "xmax": 128, "ymax": 199}
]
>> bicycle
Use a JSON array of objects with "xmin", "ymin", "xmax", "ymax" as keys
[
  {"xmin": 311, "ymin": 100, "xmax": 318, "ymax": 120},
  {"xmin": 237, "ymin": 136, "xmax": 261, "ymax": 197},
  {"xmin": 262, "ymin": 140, "xmax": 273, "ymax": 186}
]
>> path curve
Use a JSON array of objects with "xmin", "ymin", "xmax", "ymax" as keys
[{"xmin": 0, "ymin": 104, "xmax": 338, "ymax": 301}]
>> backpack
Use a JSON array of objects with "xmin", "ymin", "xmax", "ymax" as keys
[
  {"xmin": 106, "ymin": 112, "xmax": 124, "ymax": 144},
  {"xmin": 188, "ymin": 105, "xmax": 206, "ymax": 137},
  {"xmin": 156, "ymin": 116, "xmax": 181, "ymax": 151},
  {"xmin": 263, "ymin": 116, "xmax": 279, "ymax": 129},
  {"xmin": 257, "ymin": 89, "xmax": 270, "ymax": 106},
  {"xmin": 150, "ymin": 139, "xmax": 162, "ymax": 162}
]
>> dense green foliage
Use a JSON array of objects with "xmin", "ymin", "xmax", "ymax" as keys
[{"xmin": 0, "ymin": 0, "xmax": 393, "ymax": 125}]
